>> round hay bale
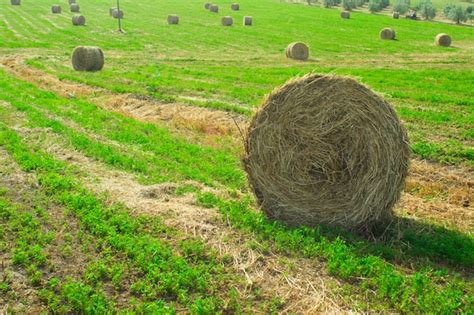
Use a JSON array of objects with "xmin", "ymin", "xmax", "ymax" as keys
[
  {"xmin": 435, "ymin": 33, "xmax": 451, "ymax": 47},
  {"xmin": 243, "ymin": 74, "xmax": 410, "ymax": 229},
  {"xmin": 209, "ymin": 5, "xmax": 219, "ymax": 13},
  {"xmin": 243, "ymin": 16, "xmax": 252, "ymax": 26},
  {"xmin": 221, "ymin": 16, "xmax": 233, "ymax": 26},
  {"xmin": 51, "ymin": 5, "xmax": 61, "ymax": 14},
  {"xmin": 340, "ymin": 11, "xmax": 350, "ymax": 19},
  {"xmin": 112, "ymin": 9, "xmax": 124, "ymax": 19},
  {"xmin": 231, "ymin": 3, "xmax": 240, "ymax": 11},
  {"xmin": 109, "ymin": 7, "xmax": 116, "ymax": 16},
  {"xmin": 72, "ymin": 46, "xmax": 104, "ymax": 72},
  {"xmin": 11, "ymin": 0, "xmax": 21, "ymax": 5},
  {"xmin": 380, "ymin": 28, "xmax": 396, "ymax": 40},
  {"xmin": 70, "ymin": 3, "xmax": 80, "ymax": 13},
  {"xmin": 167, "ymin": 14, "xmax": 179, "ymax": 24},
  {"xmin": 392, "ymin": 12, "xmax": 399, "ymax": 19},
  {"xmin": 205, "ymin": 3, "xmax": 212, "ymax": 9},
  {"xmin": 68, "ymin": 0, "xmax": 76, "ymax": 4},
  {"xmin": 71, "ymin": 15, "xmax": 85, "ymax": 26},
  {"xmin": 285, "ymin": 42, "xmax": 309, "ymax": 61}
]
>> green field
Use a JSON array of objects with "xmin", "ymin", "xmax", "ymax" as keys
[{"xmin": 0, "ymin": 0, "xmax": 473, "ymax": 313}]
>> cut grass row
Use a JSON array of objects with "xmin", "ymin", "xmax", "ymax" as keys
[{"xmin": 0, "ymin": 71, "xmax": 472, "ymax": 313}]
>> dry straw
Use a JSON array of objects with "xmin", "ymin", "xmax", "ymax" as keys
[
  {"xmin": 392, "ymin": 12, "xmax": 399, "ymax": 19},
  {"xmin": 210, "ymin": 4, "xmax": 219, "ymax": 13},
  {"xmin": 435, "ymin": 33, "xmax": 451, "ymax": 47},
  {"xmin": 243, "ymin": 16, "xmax": 252, "ymax": 26},
  {"xmin": 168, "ymin": 14, "xmax": 179, "ymax": 24},
  {"xmin": 51, "ymin": 5, "xmax": 61, "ymax": 13},
  {"xmin": 243, "ymin": 74, "xmax": 410, "ymax": 230},
  {"xmin": 112, "ymin": 9, "xmax": 124, "ymax": 19},
  {"xmin": 71, "ymin": 15, "xmax": 85, "ymax": 26},
  {"xmin": 340, "ymin": 11, "xmax": 350, "ymax": 19},
  {"xmin": 72, "ymin": 46, "xmax": 104, "ymax": 71},
  {"xmin": 221, "ymin": 16, "xmax": 233, "ymax": 26},
  {"xmin": 286, "ymin": 42, "xmax": 309, "ymax": 61},
  {"xmin": 380, "ymin": 28, "xmax": 396, "ymax": 40},
  {"xmin": 231, "ymin": 3, "xmax": 240, "ymax": 11},
  {"xmin": 11, "ymin": 0, "xmax": 21, "ymax": 5},
  {"xmin": 70, "ymin": 3, "xmax": 80, "ymax": 13}
]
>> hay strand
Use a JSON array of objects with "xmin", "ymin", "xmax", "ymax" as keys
[
  {"xmin": 380, "ymin": 28, "xmax": 396, "ymax": 40},
  {"xmin": 435, "ymin": 33, "xmax": 451, "ymax": 47},
  {"xmin": 72, "ymin": 46, "xmax": 104, "ymax": 72},
  {"xmin": 243, "ymin": 74, "xmax": 410, "ymax": 230},
  {"xmin": 286, "ymin": 42, "xmax": 309, "ymax": 61}
]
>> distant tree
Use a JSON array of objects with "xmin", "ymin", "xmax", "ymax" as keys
[
  {"xmin": 354, "ymin": 0, "xmax": 366, "ymax": 6},
  {"xmin": 333, "ymin": 0, "xmax": 342, "ymax": 5},
  {"xmin": 368, "ymin": 0, "xmax": 382, "ymax": 12},
  {"xmin": 393, "ymin": 0, "xmax": 409, "ymax": 13},
  {"xmin": 323, "ymin": 0, "xmax": 335, "ymax": 7},
  {"xmin": 446, "ymin": 5, "xmax": 468, "ymax": 23},
  {"xmin": 380, "ymin": 0, "xmax": 390, "ymax": 8},
  {"xmin": 443, "ymin": 3, "xmax": 455, "ymax": 16},
  {"xmin": 418, "ymin": 0, "xmax": 437, "ymax": 20},
  {"xmin": 342, "ymin": 0, "xmax": 356, "ymax": 10}
]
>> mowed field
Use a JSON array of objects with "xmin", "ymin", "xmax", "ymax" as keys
[{"xmin": 0, "ymin": 0, "xmax": 473, "ymax": 313}]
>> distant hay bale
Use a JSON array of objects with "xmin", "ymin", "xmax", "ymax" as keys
[
  {"xmin": 209, "ymin": 5, "xmax": 219, "ymax": 13},
  {"xmin": 71, "ymin": 15, "xmax": 85, "ymax": 26},
  {"xmin": 51, "ymin": 5, "xmax": 61, "ymax": 14},
  {"xmin": 435, "ymin": 33, "xmax": 451, "ymax": 47},
  {"xmin": 340, "ymin": 11, "xmax": 350, "ymax": 19},
  {"xmin": 205, "ymin": 3, "xmax": 212, "ymax": 9},
  {"xmin": 231, "ymin": 3, "xmax": 240, "ymax": 11},
  {"xmin": 243, "ymin": 74, "xmax": 410, "ymax": 230},
  {"xmin": 109, "ymin": 7, "xmax": 116, "ymax": 16},
  {"xmin": 285, "ymin": 42, "xmax": 309, "ymax": 61},
  {"xmin": 11, "ymin": 0, "xmax": 21, "ymax": 5},
  {"xmin": 392, "ymin": 12, "xmax": 399, "ymax": 19},
  {"xmin": 221, "ymin": 16, "xmax": 233, "ymax": 26},
  {"xmin": 380, "ymin": 28, "xmax": 396, "ymax": 40},
  {"xmin": 72, "ymin": 46, "xmax": 104, "ymax": 72},
  {"xmin": 70, "ymin": 3, "xmax": 80, "ymax": 13},
  {"xmin": 112, "ymin": 9, "xmax": 124, "ymax": 19},
  {"xmin": 243, "ymin": 16, "xmax": 252, "ymax": 26},
  {"xmin": 68, "ymin": 0, "xmax": 76, "ymax": 4},
  {"xmin": 167, "ymin": 15, "xmax": 179, "ymax": 24}
]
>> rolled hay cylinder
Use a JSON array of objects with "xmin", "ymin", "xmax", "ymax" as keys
[
  {"xmin": 112, "ymin": 9, "xmax": 124, "ymax": 19},
  {"xmin": 392, "ymin": 12, "xmax": 399, "ymax": 19},
  {"xmin": 380, "ymin": 27, "xmax": 396, "ymax": 40},
  {"xmin": 285, "ymin": 42, "xmax": 309, "ymax": 61},
  {"xmin": 243, "ymin": 74, "xmax": 410, "ymax": 229},
  {"xmin": 167, "ymin": 14, "xmax": 179, "ymax": 24},
  {"xmin": 204, "ymin": 2, "xmax": 212, "ymax": 9},
  {"xmin": 221, "ymin": 16, "xmax": 233, "ymax": 26},
  {"xmin": 231, "ymin": 3, "xmax": 240, "ymax": 11},
  {"xmin": 71, "ymin": 15, "xmax": 85, "ymax": 26},
  {"xmin": 340, "ymin": 11, "xmax": 350, "ymax": 19},
  {"xmin": 11, "ymin": 0, "xmax": 21, "ymax": 5},
  {"xmin": 243, "ymin": 16, "xmax": 252, "ymax": 26},
  {"xmin": 51, "ymin": 5, "xmax": 61, "ymax": 14},
  {"xmin": 68, "ymin": 0, "xmax": 76, "ymax": 4},
  {"xmin": 70, "ymin": 3, "xmax": 80, "ymax": 13},
  {"xmin": 435, "ymin": 33, "xmax": 451, "ymax": 47},
  {"xmin": 72, "ymin": 46, "xmax": 104, "ymax": 72},
  {"xmin": 109, "ymin": 7, "xmax": 116, "ymax": 16},
  {"xmin": 209, "ymin": 5, "xmax": 219, "ymax": 13}
]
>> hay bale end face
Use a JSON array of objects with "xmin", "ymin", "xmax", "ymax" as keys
[
  {"xmin": 243, "ymin": 74, "xmax": 410, "ymax": 230},
  {"xmin": 221, "ymin": 16, "xmax": 233, "ymax": 26},
  {"xmin": 231, "ymin": 3, "xmax": 240, "ymax": 11},
  {"xmin": 51, "ymin": 5, "xmax": 61, "ymax": 14},
  {"xmin": 71, "ymin": 15, "xmax": 85, "ymax": 26},
  {"xmin": 286, "ymin": 42, "xmax": 309, "ymax": 61},
  {"xmin": 435, "ymin": 33, "xmax": 451, "ymax": 47},
  {"xmin": 70, "ymin": 3, "xmax": 80, "ymax": 13},
  {"xmin": 341, "ymin": 11, "xmax": 350, "ymax": 19},
  {"xmin": 209, "ymin": 5, "xmax": 219, "ymax": 13},
  {"xmin": 243, "ymin": 16, "xmax": 252, "ymax": 26},
  {"xmin": 392, "ymin": 12, "xmax": 399, "ymax": 19},
  {"xmin": 167, "ymin": 15, "xmax": 179, "ymax": 24},
  {"xmin": 112, "ymin": 9, "xmax": 124, "ymax": 19},
  {"xmin": 11, "ymin": 0, "xmax": 21, "ymax": 5},
  {"xmin": 380, "ymin": 28, "xmax": 396, "ymax": 40},
  {"xmin": 72, "ymin": 46, "xmax": 104, "ymax": 72},
  {"xmin": 204, "ymin": 2, "xmax": 212, "ymax": 9}
]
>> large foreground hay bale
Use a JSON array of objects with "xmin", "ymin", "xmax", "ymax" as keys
[
  {"xmin": 72, "ymin": 46, "xmax": 104, "ymax": 72},
  {"xmin": 341, "ymin": 11, "xmax": 350, "ymax": 19},
  {"xmin": 221, "ymin": 16, "xmax": 233, "ymax": 26},
  {"xmin": 243, "ymin": 74, "xmax": 410, "ymax": 229},
  {"xmin": 11, "ymin": 0, "xmax": 21, "ymax": 5},
  {"xmin": 205, "ymin": 3, "xmax": 212, "ymax": 9},
  {"xmin": 380, "ymin": 28, "xmax": 396, "ymax": 40},
  {"xmin": 231, "ymin": 3, "xmax": 240, "ymax": 11},
  {"xmin": 435, "ymin": 33, "xmax": 451, "ymax": 47},
  {"xmin": 392, "ymin": 12, "xmax": 399, "ymax": 19},
  {"xmin": 112, "ymin": 9, "xmax": 124, "ymax": 19},
  {"xmin": 51, "ymin": 5, "xmax": 61, "ymax": 14},
  {"xmin": 209, "ymin": 5, "xmax": 219, "ymax": 13},
  {"xmin": 70, "ymin": 3, "xmax": 80, "ymax": 12},
  {"xmin": 168, "ymin": 15, "xmax": 179, "ymax": 24},
  {"xmin": 71, "ymin": 15, "xmax": 85, "ymax": 26},
  {"xmin": 243, "ymin": 16, "xmax": 252, "ymax": 26},
  {"xmin": 285, "ymin": 42, "xmax": 309, "ymax": 61}
]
